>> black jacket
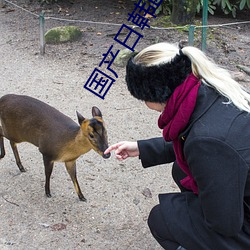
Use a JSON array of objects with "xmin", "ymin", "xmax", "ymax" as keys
[{"xmin": 138, "ymin": 84, "xmax": 250, "ymax": 249}]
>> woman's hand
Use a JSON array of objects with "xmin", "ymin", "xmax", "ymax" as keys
[{"xmin": 104, "ymin": 141, "xmax": 139, "ymax": 160}]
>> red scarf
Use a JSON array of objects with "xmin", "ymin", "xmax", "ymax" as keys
[{"xmin": 158, "ymin": 73, "xmax": 201, "ymax": 194}]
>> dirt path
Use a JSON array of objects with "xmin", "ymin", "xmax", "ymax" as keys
[{"xmin": 0, "ymin": 1, "xmax": 249, "ymax": 249}]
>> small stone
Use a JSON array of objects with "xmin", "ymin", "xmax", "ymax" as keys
[
  {"xmin": 133, "ymin": 198, "xmax": 140, "ymax": 205},
  {"xmin": 113, "ymin": 48, "xmax": 138, "ymax": 67},
  {"xmin": 142, "ymin": 188, "xmax": 152, "ymax": 198},
  {"xmin": 45, "ymin": 26, "xmax": 82, "ymax": 44},
  {"xmin": 231, "ymin": 71, "xmax": 247, "ymax": 82},
  {"xmin": 39, "ymin": 223, "xmax": 50, "ymax": 228}
]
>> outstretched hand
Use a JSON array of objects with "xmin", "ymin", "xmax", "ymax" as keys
[{"xmin": 104, "ymin": 141, "xmax": 139, "ymax": 160}]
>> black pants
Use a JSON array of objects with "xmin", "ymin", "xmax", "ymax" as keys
[{"xmin": 148, "ymin": 162, "xmax": 188, "ymax": 250}]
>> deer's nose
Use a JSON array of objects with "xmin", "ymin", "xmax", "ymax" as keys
[{"xmin": 103, "ymin": 152, "xmax": 111, "ymax": 159}]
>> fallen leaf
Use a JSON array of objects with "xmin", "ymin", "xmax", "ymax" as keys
[
  {"xmin": 145, "ymin": 13, "xmax": 154, "ymax": 18},
  {"xmin": 51, "ymin": 223, "xmax": 67, "ymax": 231}
]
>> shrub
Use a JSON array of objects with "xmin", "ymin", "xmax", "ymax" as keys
[{"xmin": 132, "ymin": 0, "xmax": 250, "ymax": 18}]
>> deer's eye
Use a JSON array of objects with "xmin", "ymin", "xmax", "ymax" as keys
[{"xmin": 89, "ymin": 133, "xmax": 94, "ymax": 139}]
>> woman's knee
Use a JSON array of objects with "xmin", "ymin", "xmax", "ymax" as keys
[
  {"xmin": 148, "ymin": 205, "xmax": 179, "ymax": 249},
  {"xmin": 148, "ymin": 204, "xmax": 161, "ymax": 233}
]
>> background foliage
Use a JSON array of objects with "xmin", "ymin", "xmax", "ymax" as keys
[
  {"xmin": 131, "ymin": 0, "xmax": 250, "ymax": 18},
  {"xmin": 38, "ymin": 0, "xmax": 250, "ymax": 18}
]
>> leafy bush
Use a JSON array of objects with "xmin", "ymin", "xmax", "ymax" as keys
[
  {"xmin": 197, "ymin": 0, "xmax": 250, "ymax": 18},
  {"xmin": 197, "ymin": 0, "xmax": 217, "ymax": 15},
  {"xmin": 213, "ymin": 0, "xmax": 250, "ymax": 17},
  {"xmin": 132, "ymin": 0, "xmax": 250, "ymax": 18}
]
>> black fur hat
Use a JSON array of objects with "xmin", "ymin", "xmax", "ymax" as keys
[{"xmin": 125, "ymin": 52, "xmax": 192, "ymax": 103}]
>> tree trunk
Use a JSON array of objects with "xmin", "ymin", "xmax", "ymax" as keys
[{"xmin": 171, "ymin": 0, "xmax": 198, "ymax": 25}]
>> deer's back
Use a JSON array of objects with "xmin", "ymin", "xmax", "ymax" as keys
[{"xmin": 0, "ymin": 94, "xmax": 79, "ymax": 148}]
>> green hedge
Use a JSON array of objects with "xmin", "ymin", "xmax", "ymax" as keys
[{"xmin": 132, "ymin": 0, "xmax": 250, "ymax": 18}]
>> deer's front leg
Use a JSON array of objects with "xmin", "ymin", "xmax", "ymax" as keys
[
  {"xmin": 65, "ymin": 160, "xmax": 86, "ymax": 202},
  {"xmin": 43, "ymin": 155, "xmax": 54, "ymax": 198}
]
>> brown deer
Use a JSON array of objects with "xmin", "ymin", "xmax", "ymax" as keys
[{"xmin": 0, "ymin": 94, "xmax": 110, "ymax": 201}]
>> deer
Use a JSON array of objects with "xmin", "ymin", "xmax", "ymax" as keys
[{"xmin": 0, "ymin": 94, "xmax": 111, "ymax": 201}]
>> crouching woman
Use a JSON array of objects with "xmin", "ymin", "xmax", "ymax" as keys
[{"xmin": 105, "ymin": 42, "xmax": 250, "ymax": 250}]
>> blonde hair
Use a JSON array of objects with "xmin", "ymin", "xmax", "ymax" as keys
[{"xmin": 134, "ymin": 42, "xmax": 250, "ymax": 113}]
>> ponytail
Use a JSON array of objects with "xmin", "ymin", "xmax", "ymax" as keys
[{"xmin": 182, "ymin": 46, "xmax": 250, "ymax": 112}]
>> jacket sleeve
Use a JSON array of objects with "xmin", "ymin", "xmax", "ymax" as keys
[
  {"xmin": 185, "ymin": 136, "xmax": 249, "ymax": 237},
  {"xmin": 137, "ymin": 137, "xmax": 176, "ymax": 168}
]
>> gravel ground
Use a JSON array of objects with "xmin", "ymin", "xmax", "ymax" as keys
[{"xmin": 0, "ymin": 1, "xmax": 249, "ymax": 249}]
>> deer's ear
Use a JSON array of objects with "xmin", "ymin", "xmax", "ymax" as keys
[
  {"xmin": 76, "ymin": 111, "xmax": 85, "ymax": 125},
  {"xmin": 92, "ymin": 106, "xmax": 102, "ymax": 118}
]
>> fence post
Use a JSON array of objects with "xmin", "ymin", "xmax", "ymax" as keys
[
  {"xmin": 188, "ymin": 25, "xmax": 195, "ymax": 46},
  {"xmin": 202, "ymin": 0, "xmax": 208, "ymax": 51},
  {"xmin": 39, "ymin": 11, "xmax": 45, "ymax": 55}
]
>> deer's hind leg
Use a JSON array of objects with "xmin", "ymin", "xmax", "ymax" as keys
[
  {"xmin": 10, "ymin": 141, "xmax": 26, "ymax": 172},
  {"xmin": 65, "ymin": 161, "xmax": 86, "ymax": 202},
  {"xmin": 0, "ymin": 126, "xmax": 5, "ymax": 159}
]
